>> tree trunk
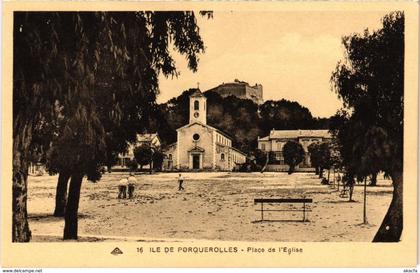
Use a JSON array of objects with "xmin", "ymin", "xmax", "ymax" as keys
[
  {"xmin": 337, "ymin": 174, "xmax": 341, "ymax": 191},
  {"xmin": 348, "ymin": 185, "xmax": 354, "ymax": 202},
  {"xmin": 369, "ymin": 172, "xmax": 378, "ymax": 186},
  {"xmin": 373, "ymin": 171, "xmax": 403, "ymax": 242},
  {"xmin": 13, "ymin": 166, "xmax": 31, "ymax": 242},
  {"xmin": 53, "ymin": 171, "xmax": 71, "ymax": 217},
  {"xmin": 63, "ymin": 172, "xmax": 84, "ymax": 240},
  {"xmin": 13, "ymin": 121, "xmax": 33, "ymax": 242},
  {"xmin": 319, "ymin": 168, "xmax": 324, "ymax": 178},
  {"xmin": 107, "ymin": 162, "xmax": 112, "ymax": 173},
  {"xmin": 327, "ymin": 169, "xmax": 330, "ymax": 182},
  {"xmin": 363, "ymin": 177, "xmax": 367, "ymax": 224},
  {"xmin": 288, "ymin": 165, "xmax": 294, "ymax": 175},
  {"xmin": 261, "ymin": 153, "xmax": 269, "ymax": 173}
]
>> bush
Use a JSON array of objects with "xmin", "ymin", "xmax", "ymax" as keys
[{"xmin": 126, "ymin": 158, "xmax": 138, "ymax": 173}]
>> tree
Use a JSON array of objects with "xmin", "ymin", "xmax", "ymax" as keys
[
  {"xmin": 329, "ymin": 138, "xmax": 343, "ymax": 187},
  {"xmin": 259, "ymin": 99, "xmax": 315, "ymax": 135},
  {"xmin": 13, "ymin": 11, "xmax": 209, "ymax": 241},
  {"xmin": 126, "ymin": 158, "xmax": 138, "ymax": 173},
  {"xmin": 134, "ymin": 145, "xmax": 153, "ymax": 170},
  {"xmin": 318, "ymin": 142, "xmax": 332, "ymax": 180},
  {"xmin": 250, "ymin": 149, "xmax": 268, "ymax": 172},
  {"xmin": 330, "ymin": 11, "xmax": 404, "ymax": 241},
  {"xmin": 206, "ymin": 92, "xmax": 261, "ymax": 153},
  {"xmin": 308, "ymin": 142, "xmax": 321, "ymax": 175},
  {"xmin": 152, "ymin": 150, "xmax": 165, "ymax": 171},
  {"xmin": 343, "ymin": 172, "xmax": 356, "ymax": 202},
  {"xmin": 307, "ymin": 141, "xmax": 332, "ymax": 179},
  {"xmin": 282, "ymin": 141, "xmax": 304, "ymax": 174},
  {"xmin": 370, "ymin": 172, "xmax": 378, "ymax": 186}
]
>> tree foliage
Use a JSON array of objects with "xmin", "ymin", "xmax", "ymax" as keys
[
  {"xmin": 308, "ymin": 142, "xmax": 321, "ymax": 175},
  {"xmin": 259, "ymin": 99, "xmax": 315, "ymax": 135},
  {"xmin": 126, "ymin": 158, "xmax": 138, "ymax": 173},
  {"xmin": 282, "ymin": 141, "xmax": 305, "ymax": 174},
  {"xmin": 330, "ymin": 11, "xmax": 404, "ymax": 241},
  {"xmin": 152, "ymin": 150, "xmax": 165, "ymax": 171},
  {"xmin": 134, "ymin": 145, "xmax": 153, "ymax": 169},
  {"xmin": 13, "ymin": 11, "xmax": 208, "ymax": 241}
]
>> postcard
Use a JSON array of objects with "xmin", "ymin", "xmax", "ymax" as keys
[{"xmin": 1, "ymin": 1, "xmax": 418, "ymax": 268}]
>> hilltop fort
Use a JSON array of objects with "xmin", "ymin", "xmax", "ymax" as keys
[{"xmin": 205, "ymin": 79, "xmax": 263, "ymax": 105}]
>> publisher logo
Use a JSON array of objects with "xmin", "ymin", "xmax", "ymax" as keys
[{"xmin": 111, "ymin": 247, "xmax": 123, "ymax": 255}]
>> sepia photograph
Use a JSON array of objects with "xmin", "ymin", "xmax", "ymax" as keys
[{"xmin": 2, "ymin": 1, "xmax": 418, "ymax": 268}]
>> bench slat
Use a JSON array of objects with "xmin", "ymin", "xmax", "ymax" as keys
[
  {"xmin": 255, "ymin": 209, "xmax": 312, "ymax": 212},
  {"xmin": 254, "ymin": 198, "xmax": 312, "ymax": 203}
]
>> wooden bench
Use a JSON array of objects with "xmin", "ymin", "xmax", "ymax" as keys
[{"xmin": 254, "ymin": 198, "xmax": 313, "ymax": 222}]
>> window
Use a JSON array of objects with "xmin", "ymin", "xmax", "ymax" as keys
[
  {"xmin": 221, "ymin": 153, "xmax": 225, "ymax": 161},
  {"xmin": 193, "ymin": 133, "xmax": 200, "ymax": 141},
  {"xmin": 168, "ymin": 154, "xmax": 172, "ymax": 160},
  {"xmin": 261, "ymin": 143, "xmax": 266, "ymax": 151},
  {"xmin": 194, "ymin": 100, "xmax": 199, "ymax": 110}
]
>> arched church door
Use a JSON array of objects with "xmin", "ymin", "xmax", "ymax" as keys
[{"xmin": 192, "ymin": 154, "xmax": 200, "ymax": 169}]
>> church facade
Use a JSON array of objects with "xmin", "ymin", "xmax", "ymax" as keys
[{"xmin": 163, "ymin": 90, "xmax": 246, "ymax": 171}]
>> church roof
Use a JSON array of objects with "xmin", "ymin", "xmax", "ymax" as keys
[
  {"xmin": 176, "ymin": 122, "xmax": 232, "ymax": 140},
  {"xmin": 230, "ymin": 146, "xmax": 247, "ymax": 156},
  {"xmin": 190, "ymin": 89, "xmax": 205, "ymax": 98},
  {"xmin": 261, "ymin": 129, "xmax": 332, "ymax": 140}
]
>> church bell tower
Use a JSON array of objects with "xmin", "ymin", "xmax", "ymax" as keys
[{"xmin": 189, "ymin": 89, "xmax": 207, "ymax": 125}]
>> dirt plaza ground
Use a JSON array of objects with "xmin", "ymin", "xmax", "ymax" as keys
[{"xmin": 27, "ymin": 171, "xmax": 393, "ymax": 242}]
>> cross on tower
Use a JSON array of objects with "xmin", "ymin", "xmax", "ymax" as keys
[{"xmin": 197, "ymin": 82, "xmax": 200, "ymax": 89}]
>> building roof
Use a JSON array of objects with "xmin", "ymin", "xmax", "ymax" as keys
[
  {"xmin": 216, "ymin": 143, "xmax": 247, "ymax": 157},
  {"xmin": 260, "ymin": 129, "xmax": 332, "ymax": 140},
  {"xmin": 230, "ymin": 146, "xmax": 247, "ymax": 156},
  {"xmin": 190, "ymin": 89, "xmax": 205, "ymax": 98},
  {"xmin": 136, "ymin": 133, "xmax": 160, "ymax": 142},
  {"xmin": 176, "ymin": 122, "xmax": 232, "ymax": 140},
  {"xmin": 206, "ymin": 79, "xmax": 261, "ymax": 92},
  {"xmin": 259, "ymin": 136, "xmax": 270, "ymax": 141}
]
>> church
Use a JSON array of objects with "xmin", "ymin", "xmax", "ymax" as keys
[{"xmin": 163, "ymin": 90, "xmax": 246, "ymax": 171}]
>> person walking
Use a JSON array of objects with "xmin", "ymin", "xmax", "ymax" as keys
[
  {"xmin": 118, "ymin": 177, "xmax": 128, "ymax": 199},
  {"xmin": 127, "ymin": 173, "xmax": 137, "ymax": 199},
  {"xmin": 178, "ymin": 173, "xmax": 184, "ymax": 191}
]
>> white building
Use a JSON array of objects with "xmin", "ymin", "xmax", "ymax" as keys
[
  {"xmin": 117, "ymin": 133, "xmax": 161, "ymax": 168},
  {"xmin": 258, "ymin": 129, "xmax": 332, "ymax": 171},
  {"xmin": 163, "ymin": 89, "xmax": 247, "ymax": 171}
]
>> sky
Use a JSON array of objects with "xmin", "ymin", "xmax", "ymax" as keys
[{"xmin": 157, "ymin": 10, "xmax": 388, "ymax": 118}]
